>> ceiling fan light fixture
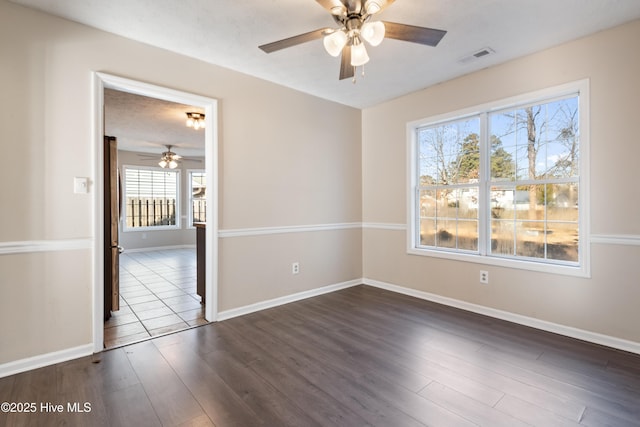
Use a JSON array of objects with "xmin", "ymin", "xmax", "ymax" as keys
[
  {"xmin": 361, "ymin": 21, "xmax": 385, "ymax": 46},
  {"xmin": 350, "ymin": 40, "xmax": 370, "ymax": 66},
  {"xmin": 168, "ymin": 160, "xmax": 178, "ymax": 169},
  {"xmin": 185, "ymin": 112, "xmax": 205, "ymax": 130},
  {"xmin": 365, "ymin": 1, "xmax": 382, "ymax": 15},
  {"xmin": 323, "ymin": 30, "xmax": 348, "ymax": 56},
  {"xmin": 159, "ymin": 159, "xmax": 168, "ymax": 168}
]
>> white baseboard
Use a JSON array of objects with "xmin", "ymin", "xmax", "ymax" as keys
[
  {"xmin": 363, "ymin": 278, "xmax": 640, "ymax": 355},
  {"xmin": 217, "ymin": 279, "xmax": 362, "ymax": 321},
  {"xmin": 4, "ymin": 277, "xmax": 639, "ymax": 379},
  {"xmin": 0, "ymin": 344, "xmax": 94, "ymax": 379}
]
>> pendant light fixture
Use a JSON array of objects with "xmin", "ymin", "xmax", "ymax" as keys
[{"xmin": 185, "ymin": 112, "xmax": 205, "ymax": 130}]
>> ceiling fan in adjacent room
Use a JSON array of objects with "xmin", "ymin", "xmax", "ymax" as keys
[
  {"xmin": 158, "ymin": 145, "xmax": 182, "ymax": 169},
  {"xmin": 259, "ymin": 0, "xmax": 447, "ymax": 81},
  {"xmin": 136, "ymin": 145, "xmax": 201, "ymax": 169}
]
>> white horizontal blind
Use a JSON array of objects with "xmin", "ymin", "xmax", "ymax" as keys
[{"xmin": 123, "ymin": 166, "xmax": 179, "ymax": 229}]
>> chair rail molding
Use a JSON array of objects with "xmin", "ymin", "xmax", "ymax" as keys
[{"xmin": 0, "ymin": 239, "xmax": 92, "ymax": 255}]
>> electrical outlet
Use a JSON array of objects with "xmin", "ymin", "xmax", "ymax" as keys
[
  {"xmin": 292, "ymin": 262, "xmax": 300, "ymax": 275},
  {"xmin": 480, "ymin": 270, "xmax": 489, "ymax": 284}
]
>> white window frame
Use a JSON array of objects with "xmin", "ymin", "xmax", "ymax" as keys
[
  {"xmin": 122, "ymin": 165, "xmax": 181, "ymax": 231},
  {"xmin": 407, "ymin": 80, "xmax": 590, "ymax": 277},
  {"xmin": 187, "ymin": 169, "xmax": 206, "ymax": 228}
]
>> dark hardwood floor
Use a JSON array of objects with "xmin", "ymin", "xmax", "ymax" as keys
[{"xmin": 2, "ymin": 285, "xmax": 640, "ymax": 426}]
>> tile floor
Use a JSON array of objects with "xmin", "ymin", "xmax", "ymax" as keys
[{"xmin": 104, "ymin": 248, "xmax": 208, "ymax": 349}]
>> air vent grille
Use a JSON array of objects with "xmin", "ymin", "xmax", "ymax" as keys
[{"xmin": 458, "ymin": 47, "xmax": 496, "ymax": 64}]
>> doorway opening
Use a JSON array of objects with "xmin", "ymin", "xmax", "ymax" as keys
[{"xmin": 92, "ymin": 73, "xmax": 218, "ymax": 352}]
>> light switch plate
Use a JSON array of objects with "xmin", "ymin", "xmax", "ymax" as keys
[{"xmin": 74, "ymin": 177, "xmax": 89, "ymax": 194}]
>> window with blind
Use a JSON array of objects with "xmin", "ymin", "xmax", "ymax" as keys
[{"xmin": 123, "ymin": 166, "xmax": 180, "ymax": 230}]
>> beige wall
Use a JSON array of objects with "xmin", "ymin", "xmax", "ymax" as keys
[
  {"xmin": 2, "ymin": 0, "xmax": 639, "ymax": 370},
  {"xmin": 0, "ymin": 0, "xmax": 362, "ymax": 365},
  {"xmin": 362, "ymin": 19, "xmax": 640, "ymax": 343}
]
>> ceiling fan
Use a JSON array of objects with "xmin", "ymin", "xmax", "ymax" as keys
[
  {"xmin": 137, "ymin": 145, "xmax": 202, "ymax": 169},
  {"xmin": 259, "ymin": 0, "xmax": 447, "ymax": 81},
  {"xmin": 158, "ymin": 145, "xmax": 182, "ymax": 169}
]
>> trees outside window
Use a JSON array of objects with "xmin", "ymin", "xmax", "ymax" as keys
[{"xmin": 409, "ymin": 82, "xmax": 587, "ymax": 273}]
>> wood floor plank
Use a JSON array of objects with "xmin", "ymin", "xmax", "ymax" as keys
[
  {"xmin": 225, "ymin": 316, "xmax": 428, "ymax": 427},
  {"xmin": 475, "ymin": 338, "xmax": 640, "ymax": 420},
  {"xmin": 201, "ymin": 348, "xmax": 324, "ymax": 427},
  {"xmin": 155, "ymin": 337, "xmax": 266, "ymax": 427},
  {"xmin": 219, "ymin": 317, "xmax": 375, "ymax": 427},
  {"xmin": 57, "ymin": 349, "xmax": 139, "ymax": 395},
  {"xmin": 264, "ymin": 305, "xmax": 434, "ymax": 393},
  {"xmin": 125, "ymin": 341, "xmax": 209, "ymax": 426},
  {"xmin": 225, "ymin": 309, "xmax": 477, "ymax": 427},
  {"xmin": 155, "ymin": 329, "xmax": 321, "ymax": 427},
  {"xmin": 2, "ymin": 284, "xmax": 640, "ymax": 426},
  {"xmin": 419, "ymin": 381, "xmax": 530, "ymax": 427},
  {"xmin": 102, "ymin": 383, "xmax": 162, "ymax": 427},
  {"xmin": 580, "ymin": 406, "xmax": 640, "ymax": 427},
  {"xmin": 496, "ymin": 394, "xmax": 583, "ymax": 427}
]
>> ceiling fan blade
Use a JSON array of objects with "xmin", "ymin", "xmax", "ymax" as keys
[
  {"xmin": 382, "ymin": 21, "xmax": 447, "ymax": 47},
  {"xmin": 259, "ymin": 28, "xmax": 330, "ymax": 53},
  {"xmin": 339, "ymin": 45, "xmax": 354, "ymax": 80}
]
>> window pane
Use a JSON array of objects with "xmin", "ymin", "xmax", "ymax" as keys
[
  {"xmin": 490, "ymin": 186, "xmax": 515, "ymax": 219},
  {"xmin": 547, "ymin": 183, "xmax": 579, "ymax": 221},
  {"xmin": 491, "ymin": 219, "xmax": 515, "ymax": 256},
  {"xmin": 458, "ymin": 188, "xmax": 479, "ymax": 217},
  {"xmin": 190, "ymin": 171, "xmax": 207, "ymax": 224},
  {"xmin": 414, "ymin": 90, "xmax": 582, "ymax": 268},
  {"xmin": 490, "ymin": 135, "xmax": 516, "ymax": 181},
  {"xmin": 417, "ymin": 117, "xmax": 479, "ymax": 254},
  {"xmin": 437, "ymin": 218, "xmax": 457, "ymax": 249},
  {"xmin": 546, "ymin": 222, "xmax": 579, "ymax": 262},
  {"xmin": 418, "ymin": 118, "xmax": 480, "ymax": 186},
  {"xmin": 542, "ymin": 98, "xmax": 580, "ymax": 178},
  {"xmin": 125, "ymin": 168, "xmax": 179, "ymax": 228},
  {"xmin": 419, "ymin": 219, "xmax": 436, "ymax": 246},
  {"xmin": 419, "ymin": 190, "xmax": 437, "ymax": 218},
  {"xmin": 458, "ymin": 220, "xmax": 478, "ymax": 251},
  {"xmin": 515, "ymin": 226, "xmax": 546, "ymax": 259}
]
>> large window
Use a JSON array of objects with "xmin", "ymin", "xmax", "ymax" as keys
[
  {"xmin": 408, "ymin": 81, "xmax": 588, "ymax": 275},
  {"xmin": 123, "ymin": 166, "xmax": 180, "ymax": 230},
  {"xmin": 188, "ymin": 170, "xmax": 206, "ymax": 227}
]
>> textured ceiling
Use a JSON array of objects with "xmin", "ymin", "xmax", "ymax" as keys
[
  {"xmin": 11, "ymin": 0, "xmax": 640, "ymax": 109},
  {"xmin": 104, "ymin": 89, "xmax": 205, "ymax": 156},
  {"xmin": 13, "ymin": 0, "xmax": 640, "ymax": 155}
]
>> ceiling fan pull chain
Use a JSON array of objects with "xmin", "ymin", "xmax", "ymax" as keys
[{"xmin": 352, "ymin": 66, "xmax": 357, "ymax": 84}]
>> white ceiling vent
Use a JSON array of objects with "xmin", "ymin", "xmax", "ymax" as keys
[{"xmin": 458, "ymin": 47, "xmax": 496, "ymax": 64}]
